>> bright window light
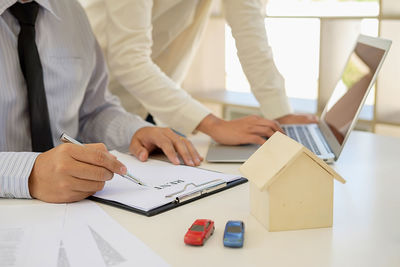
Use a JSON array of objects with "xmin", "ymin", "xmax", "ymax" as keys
[
  {"xmin": 266, "ymin": 0, "xmax": 379, "ymax": 17},
  {"xmin": 225, "ymin": 18, "xmax": 320, "ymax": 100},
  {"xmin": 225, "ymin": 17, "xmax": 379, "ymax": 104},
  {"xmin": 265, "ymin": 18, "xmax": 320, "ymax": 100}
]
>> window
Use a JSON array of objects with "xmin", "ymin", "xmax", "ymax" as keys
[
  {"xmin": 266, "ymin": 0, "xmax": 379, "ymax": 17},
  {"xmin": 190, "ymin": 225, "xmax": 205, "ymax": 232},
  {"xmin": 225, "ymin": 0, "xmax": 382, "ymax": 121}
]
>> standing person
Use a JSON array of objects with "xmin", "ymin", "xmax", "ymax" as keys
[
  {"xmin": 79, "ymin": 0, "xmax": 317, "ymax": 146},
  {"xmin": 0, "ymin": 0, "xmax": 202, "ymax": 202}
]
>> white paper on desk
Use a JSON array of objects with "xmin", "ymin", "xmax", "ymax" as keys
[
  {"xmin": 0, "ymin": 204, "xmax": 65, "ymax": 267},
  {"xmin": 94, "ymin": 151, "xmax": 241, "ymax": 211},
  {"xmin": 60, "ymin": 200, "xmax": 168, "ymax": 267}
]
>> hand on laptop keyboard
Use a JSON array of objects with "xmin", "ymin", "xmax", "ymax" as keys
[{"xmin": 196, "ymin": 114, "xmax": 284, "ymax": 145}]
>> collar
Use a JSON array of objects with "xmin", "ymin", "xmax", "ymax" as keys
[{"xmin": 0, "ymin": 0, "xmax": 61, "ymax": 20}]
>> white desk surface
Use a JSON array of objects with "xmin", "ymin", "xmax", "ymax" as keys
[{"xmin": 2, "ymin": 131, "xmax": 400, "ymax": 267}]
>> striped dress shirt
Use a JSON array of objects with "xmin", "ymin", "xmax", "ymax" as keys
[{"xmin": 0, "ymin": 0, "xmax": 151, "ymax": 199}]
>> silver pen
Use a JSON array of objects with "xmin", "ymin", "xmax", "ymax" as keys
[{"xmin": 60, "ymin": 133, "xmax": 147, "ymax": 186}]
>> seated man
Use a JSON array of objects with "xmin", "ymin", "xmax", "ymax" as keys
[{"xmin": 0, "ymin": 0, "xmax": 201, "ymax": 203}]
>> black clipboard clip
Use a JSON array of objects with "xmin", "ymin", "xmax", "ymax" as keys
[{"xmin": 165, "ymin": 179, "xmax": 227, "ymax": 203}]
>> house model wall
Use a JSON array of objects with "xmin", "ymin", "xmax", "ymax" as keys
[{"xmin": 240, "ymin": 132, "xmax": 345, "ymax": 232}]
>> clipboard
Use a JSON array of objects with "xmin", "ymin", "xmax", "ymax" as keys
[{"xmin": 89, "ymin": 177, "xmax": 247, "ymax": 217}]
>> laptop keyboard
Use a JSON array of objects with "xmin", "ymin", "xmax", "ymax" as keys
[
  {"xmin": 284, "ymin": 126, "xmax": 321, "ymax": 155},
  {"xmin": 301, "ymin": 127, "xmax": 321, "ymax": 155}
]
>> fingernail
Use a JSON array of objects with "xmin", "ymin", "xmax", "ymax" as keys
[
  {"xmin": 188, "ymin": 160, "xmax": 194, "ymax": 166},
  {"xmin": 174, "ymin": 157, "xmax": 180, "ymax": 165},
  {"xmin": 120, "ymin": 165, "xmax": 127, "ymax": 174},
  {"xmin": 139, "ymin": 152, "xmax": 146, "ymax": 161}
]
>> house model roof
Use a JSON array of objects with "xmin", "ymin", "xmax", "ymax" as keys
[{"xmin": 239, "ymin": 132, "xmax": 346, "ymax": 191}]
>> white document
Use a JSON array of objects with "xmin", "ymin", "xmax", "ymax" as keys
[
  {"xmin": 94, "ymin": 151, "xmax": 241, "ymax": 212},
  {"xmin": 0, "ymin": 204, "xmax": 66, "ymax": 267},
  {"xmin": 60, "ymin": 201, "xmax": 168, "ymax": 267},
  {"xmin": 0, "ymin": 202, "xmax": 167, "ymax": 267}
]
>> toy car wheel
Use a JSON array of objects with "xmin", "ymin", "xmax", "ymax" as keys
[{"xmin": 211, "ymin": 226, "xmax": 215, "ymax": 235}]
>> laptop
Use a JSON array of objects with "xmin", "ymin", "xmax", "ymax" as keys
[{"xmin": 206, "ymin": 34, "xmax": 391, "ymax": 163}]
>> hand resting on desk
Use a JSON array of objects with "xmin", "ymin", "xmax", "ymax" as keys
[
  {"xmin": 196, "ymin": 114, "xmax": 283, "ymax": 145},
  {"xmin": 129, "ymin": 127, "xmax": 203, "ymax": 167}
]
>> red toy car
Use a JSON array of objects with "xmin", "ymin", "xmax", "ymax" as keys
[{"xmin": 184, "ymin": 219, "xmax": 215, "ymax": 246}]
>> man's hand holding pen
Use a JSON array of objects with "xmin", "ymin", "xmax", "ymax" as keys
[
  {"xmin": 29, "ymin": 143, "xmax": 127, "ymax": 203},
  {"xmin": 28, "ymin": 127, "xmax": 203, "ymax": 203}
]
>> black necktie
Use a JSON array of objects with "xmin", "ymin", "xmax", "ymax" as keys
[{"xmin": 10, "ymin": 2, "xmax": 54, "ymax": 152}]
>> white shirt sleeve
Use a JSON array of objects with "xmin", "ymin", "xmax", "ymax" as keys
[
  {"xmin": 223, "ymin": 0, "xmax": 292, "ymax": 119},
  {"xmin": 102, "ymin": 0, "xmax": 210, "ymax": 135},
  {"xmin": 0, "ymin": 152, "xmax": 38, "ymax": 199}
]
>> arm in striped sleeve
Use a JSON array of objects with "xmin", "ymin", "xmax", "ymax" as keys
[{"xmin": 0, "ymin": 152, "xmax": 39, "ymax": 199}]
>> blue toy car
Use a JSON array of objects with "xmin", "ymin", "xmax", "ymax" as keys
[{"xmin": 223, "ymin": 220, "xmax": 244, "ymax": 248}]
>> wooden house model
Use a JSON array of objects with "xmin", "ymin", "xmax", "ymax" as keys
[{"xmin": 239, "ymin": 132, "xmax": 346, "ymax": 232}]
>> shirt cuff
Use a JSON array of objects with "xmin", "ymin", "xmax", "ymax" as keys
[
  {"xmin": 258, "ymin": 93, "xmax": 293, "ymax": 120},
  {"xmin": 162, "ymin": 100, "xmax": 211, "ymax": 135},
  {"xmin": 0, "ymin": 152, "xmax": 39, "ymax": 199}
]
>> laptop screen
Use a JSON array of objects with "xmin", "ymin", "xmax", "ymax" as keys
[{"xmin": 322, "ymin": 42, "xmax": 386, "ymax": 145}]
